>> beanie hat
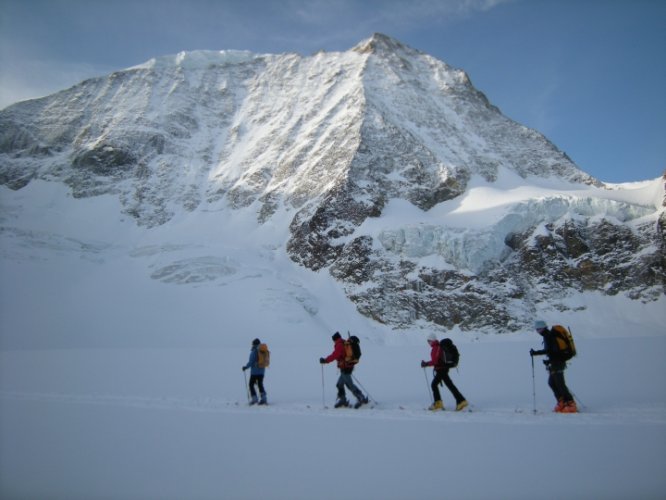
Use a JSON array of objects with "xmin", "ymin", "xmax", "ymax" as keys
[
  {"xmin": 427, "ymin": 333, "xmax": 438, "ymax": 343},
  {"xmin": 332, "ymin": 332, "xmax": 342, "ymax": 341},
  {"xmin": 252, "ymin": 338, "xmax": 261, "ymax": 346},
  {"xmin": 534, "ymin": 320, "xmax": 547, "ymax": 330}
]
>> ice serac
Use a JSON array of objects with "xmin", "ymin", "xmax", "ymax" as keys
[{"xmin": 0, "ymin": 33, "xmax": 663, "ymax": 333}]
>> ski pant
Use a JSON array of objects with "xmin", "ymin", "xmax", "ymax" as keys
[
  {"xmin": 249, "ymin": 374, "xmax": 265, "ymax": 398},
  {"xmin": 336, "ymin": 370, "xmax": 363, "ymax": 401},
  {"xmin": 548, "ymin": 366, "xmax": 573, "ymax": 403},
  {"xmin": 432, "ymin": 368, "xmax": 465, "ymax": 404}
]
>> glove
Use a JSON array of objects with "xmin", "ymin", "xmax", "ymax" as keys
[
  {"xmin": 421, "ymin": 361, "xmax": 428, "ymax": 368},
  {"xmin": 242, "ymin": 366, "xmax": 247, "ymax": 371},
  {"xmin": 319, "ymin": 357, "xmax": 326, "ymax": 364},
  {"xmin": 529, "ymin": 349, "xmax": 535, "ymax": 356}
]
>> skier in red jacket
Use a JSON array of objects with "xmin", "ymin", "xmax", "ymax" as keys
[
  {"xmin": 421, "ymin": 333, "xmax": 468, "ymax": 411},
  {"xmin": 320, "ymin": 332, "xmax": 368, "ymax": 408}
]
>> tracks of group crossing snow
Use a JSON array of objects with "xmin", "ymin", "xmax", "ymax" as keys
[{"xmin": 2, "ymin": 390, "xmax": 665, "ymax": 426}]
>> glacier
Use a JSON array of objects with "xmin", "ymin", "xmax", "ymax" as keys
[{"xmin": 374, "ymin": 189, "xmax": 656, "ymax": 274}]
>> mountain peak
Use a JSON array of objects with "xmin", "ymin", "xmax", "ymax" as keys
[
  {"xmin": 2, "ymin": 34, "xmax": 660, "ymax": 334},
  {"xmin": 352, "ymin": 33, "xmax": 415, "ymax": 55}
]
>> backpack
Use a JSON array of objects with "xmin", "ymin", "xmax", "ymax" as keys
[
  {"xmin": 344, "ymin": 335, "xmax": 362, "ymax": 365},
  {"xmin": 551, "ymin": 325, "xmax": 576, "ymax": 361},
  {"xmin": 439, "ymin": 338, "xmax": 459, "ymax": 368},
  {"xmin": 257, "ymin": 343, "xmax": 270, "ymax": 368}
]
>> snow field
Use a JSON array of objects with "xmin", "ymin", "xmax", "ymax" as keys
[{"xmin": 2, "ymin": 336, "xmax": 665, "ymax": 500}]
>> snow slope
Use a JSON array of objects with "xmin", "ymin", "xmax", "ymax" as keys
[{"xmin": 1, "ymin": 172, "xmax": 664, "ymax": 349}]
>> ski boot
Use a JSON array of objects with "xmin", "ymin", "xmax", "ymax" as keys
[
  {"xmin": 354, "ymin": 395, "xmax": 369, "ymax": 409},
  {"xmin": 258, "ymin": 393, "xmax": 268, "ymax": 406},
  {"xmin": 553, "ymin": 398, "xmax": 565, "ymax": 412},
  {"xmin": 249, "ymin": 395, "xmax": 258, "ymax": 406},
  {"xmin": 334, "ymin": 398, "xmax": 350, "ymax": 408},
  {"xmin": 428, "ymin": 400, "xmax": 444, "ymax": 411},
  {"xmin": 560, "ymin": 401, "xmax": 578, "ymax": 413},
  {"xmin": 455, "ymin": 400, "xmax": 469, "ymax": 411}
]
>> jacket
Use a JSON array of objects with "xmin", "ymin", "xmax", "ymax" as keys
[
  {"xmin": 423, "ymin": 342, "xmax": 444, "ymax": 370},
  {"xmin": 323, "ymin": 338, "xmax": 354, "ymax": 371},
  {"xmin": 532, "ymin": 328, "xmax": 567, "ymax": 368},
  {"xmin": 243, "ymin": 346, "xmax": 265, "ymax": 376}
]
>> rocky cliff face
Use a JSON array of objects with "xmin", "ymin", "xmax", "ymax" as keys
[
  {"xmin": 1, "ymin": 34, "xmax": 662, "ymax": 333},
  {"xmin": 328, "ymin": 194, "xmax": 663, "ymax": 331}
]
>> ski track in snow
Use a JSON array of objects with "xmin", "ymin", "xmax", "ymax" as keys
[{"xmin": 3, "ymin": 390, "xmax": 664, "ymax": 426}]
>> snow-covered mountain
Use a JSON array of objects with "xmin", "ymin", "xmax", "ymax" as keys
[{"xmin": 1, "ymin": 33, "xmax": 664, "ymax": 336}]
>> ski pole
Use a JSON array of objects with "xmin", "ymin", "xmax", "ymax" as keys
[
  {"xmin": 243, "ymin": 369, "xmax": 250, "ymax": 405},
  {"xmin": 352, "ymin": 374, "xmax": 376, "ymax": 404},
  {"xmin": 423, "ymin": 367, "xmax": 434, "ymax": 404},
  {"xmin": 321, "ymin": 364, "xmax": 327, "ymax": 409},
  {"xmin": 530, "ymin": 354, "xmax": 537, "ymax": 414}
]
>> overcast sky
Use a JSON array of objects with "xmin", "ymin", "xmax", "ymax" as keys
[{"xmin": 1, "ymin": 0, "xmax": 663, "ymax": 183}]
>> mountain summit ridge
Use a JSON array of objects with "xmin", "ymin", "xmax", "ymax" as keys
[
  {"xmin": 0, "ymin": 32, "xmax": 595, "ymax": 222},
  {"xmin": 0, "ymin": 34, "xmax": 663, "ymax": 333}
]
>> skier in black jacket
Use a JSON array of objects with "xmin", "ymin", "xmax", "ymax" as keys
[{"xmin": 530, "ymin": 320, "xmax": 577, "ymax": 413}]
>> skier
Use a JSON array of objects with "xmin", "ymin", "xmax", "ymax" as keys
[
  {"xmin": 530, "ymin": 320, "xmax": 577, "ymax": 413},
  {"xmin": 242, "ymin": 338, "xmax": 267, "ymax": 405},
  {"xmin": 319, "ymin": 332, "xmax": 368, "ymax": 408},
  {"xmin": 421, "ymin": 333, "xmax": 468, "ymax": 411}
]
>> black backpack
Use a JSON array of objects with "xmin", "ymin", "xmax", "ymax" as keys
[{"xmin": 439, "ymin": 338, "xmax": 459, "ymax": 368}]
